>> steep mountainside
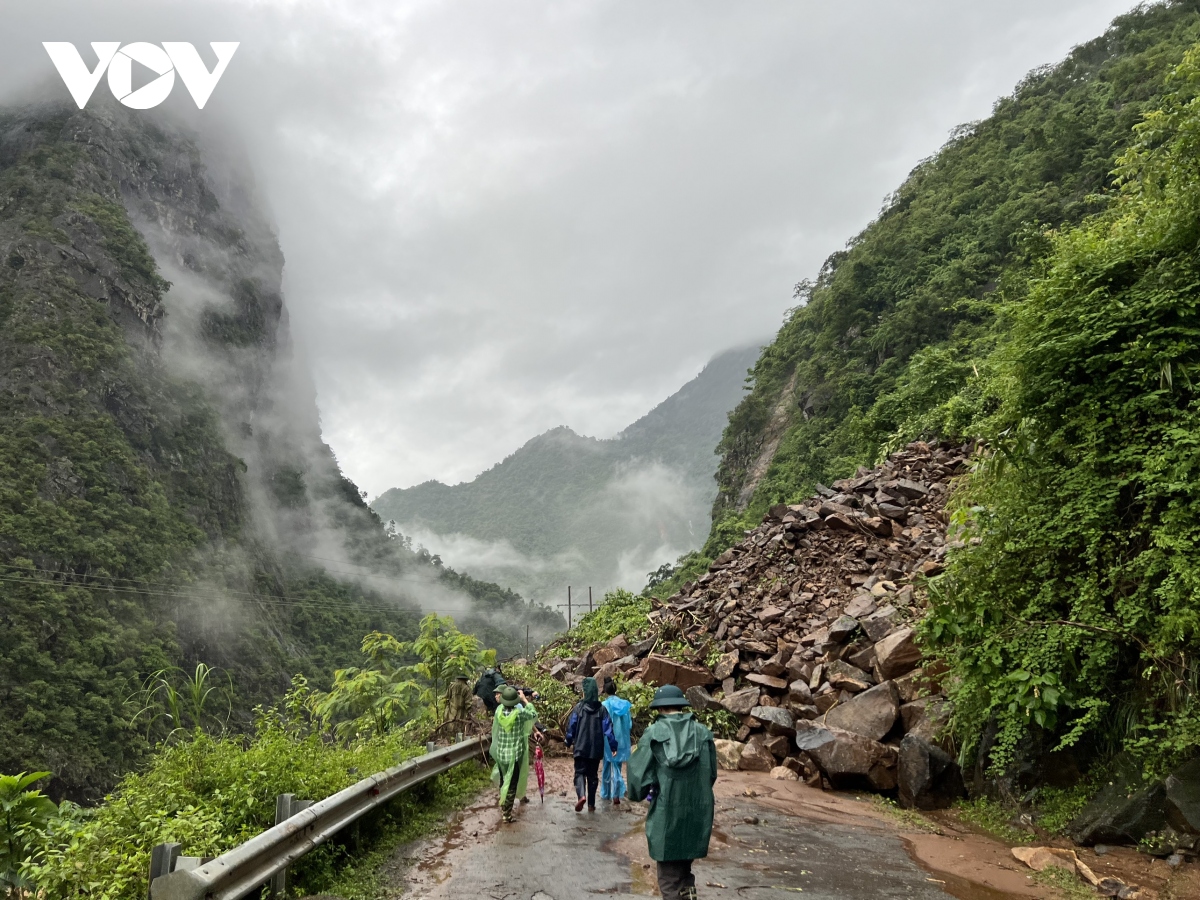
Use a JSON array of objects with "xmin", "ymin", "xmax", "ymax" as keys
[
  {"xmin": 706, "ymin": 0, "xmax": 1200, "ymax": 550},
  {"xmin": 372, "ymin": 344, "xmax": 761, "ymax": 603},
  {"xmin": 0, "ymin": 101, "xmax": 558, "ymax": 800}
]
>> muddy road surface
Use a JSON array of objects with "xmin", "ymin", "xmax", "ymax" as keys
[{"xmin": 375, "ymin": 758, "xmax": 1046, "ymax": 900}]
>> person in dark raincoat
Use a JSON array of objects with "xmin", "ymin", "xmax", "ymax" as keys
[
  {"xmin": 564, "ymin": 676, "xmax": 618, "ymax": 812},
  {"xmin": 474, "ymin": 666, "xmax": 506, "ymax": 715},
  {"xmin": 627, "ymin": 684, "xmax": 717, "ymax": 900}
]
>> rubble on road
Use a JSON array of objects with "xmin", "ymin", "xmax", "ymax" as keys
[{"xmin": 537, "ymin": 440, "xmax": 972, "ymax": 808}]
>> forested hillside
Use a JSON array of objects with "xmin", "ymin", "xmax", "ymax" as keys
[
  {"xmin": 372, "ymin": 343, "xmax": 761, "ymax": 602},
  {"xmin": 689, "ymin": 0, "xmax": 1200, "ymax": 778},
  {"xmin": 0, "ymin": 101, "xmax": 559, "ymax": 801},
  {"xmin": 709, "ymin": 0, "xmax": 1200, "ymax": 543}
]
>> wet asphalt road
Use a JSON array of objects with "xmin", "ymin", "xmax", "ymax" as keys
[{"xmin": 388, "ymin": 760, "xmax": 956, "ymax": 900}]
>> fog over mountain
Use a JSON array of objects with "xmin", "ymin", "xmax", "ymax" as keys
[
  {"xmin": 0, "ymin": 1, "xmax": 1136, "ymax": 501},
  {"xmin": 372, "ymin": 343, "xmax": 763, "ymax": 602}
]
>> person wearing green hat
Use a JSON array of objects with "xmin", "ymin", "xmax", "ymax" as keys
[
  {"xmin": 489, "ymin": 685, "xmax": 537, "ymax": 823},
  {"xmin": 627, "ymin": 684, "xmax": 717, "ymax": 900}
]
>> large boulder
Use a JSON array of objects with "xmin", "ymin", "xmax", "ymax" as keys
[
  {"xmin": 713, "ymin": 650, "xmax": 739, "ymax": 681},
  {"xmin": 739, "ymin": 735, "xmax": 775, "ymax": 772},
  {"xmin": 714, "ymin": 739, "xmax": 745, "ymax": 771},
  {"xmin": 1165, "ymin": 757, "xmax": 1200, "ymax": 835},
  {"xmin": 751, "ymin": 705, "xmax": 795, "ymax": 736},
  {"xmin": 900, "ymin": 697, "xmax": 952, "ymax": 746},
  {"xmin": 788, "ymin": 679, "xmax": 813, "ymax": 704},
  {"xmin": 685, "ymin": 685, "xmax": 715, "ymax": 712},
  {"xmin": 826, "ymin": 659, "xmax": 873, "ymax": 693},
  {"xmin": 1070, "ymin": 757, "xmax": 1169, "ymax": 846},
  {"xmin": 745, "ymin": 673, "xmax": 788, "ymax": 691},
  {"xmin": 874, "ymin": 627, "xmax": 922, "ymax": 679},
  {"xmin": 898, "ymin": 734, "xmax": 966, "ymax": 810},
  {"xmin": 592, "ymin": 647, "xmax": 618, "ymax": 666},
  {"xmin": 643, "ymin": 655, "xmax": 714, "ymax": 689},
  {"xmin": 861, "ymin": 605, "xmax": 900, "ymax": 642},
  {"xmin": 722, "ymin": 686, "xmax": 761, "ymax": 716},
  {"xmin": 828, "ymin": 615, "xmax": 860, "ymax": 644},
  {"xmin": 823, "ymin": 681, "xmax": 899, "ymax": 741},
  {"xmin": 794, "ymin": 720, "xmax": 898, "ymax": 791}
]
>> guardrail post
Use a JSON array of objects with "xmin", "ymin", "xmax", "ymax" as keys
[
  {"xmin": 268, "ymin": 794, "xmax": 295, "ymax": 897},
  {"xmin": 148, "ymin": 843, "xmax": 180, "ymax": 900}
]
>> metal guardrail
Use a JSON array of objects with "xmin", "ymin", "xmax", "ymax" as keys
[{"xmin": 149, "ymin": 735, "xmax": 490, "ymax": 900}]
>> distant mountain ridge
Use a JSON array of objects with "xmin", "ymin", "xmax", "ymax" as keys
[{"xmin": 372, "ymin": 343, "xmax": 763, "ymax": 601}]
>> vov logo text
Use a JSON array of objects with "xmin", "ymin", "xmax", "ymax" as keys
[{"xmin": 43, "ymin": 42, "xmax": 239, "ymax": 110}]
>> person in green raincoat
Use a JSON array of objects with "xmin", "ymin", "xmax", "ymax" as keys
[
  {"xmin": 627, "ymin": 685, "xmax": 717, "ymax": 900},
  {"xmin": 490, "ymin": 686, "xmax": 537, "ymax": 823},
  {"xmin": 514, "ymin": 691, "xmax": 545, "ymax": 803}
]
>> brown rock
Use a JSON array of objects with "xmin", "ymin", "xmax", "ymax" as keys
[
  {"xmin": 576, "ymin": 650, "xmax": 596, "ymax": 677},
  {"xmin": 592, "ymin": 647, "xmax": 618, "ymax": 666},
  {"xmin": 788, "ymin": 679, "xmax": 813, "ymax": 704},
  {"xmin": 764, "ymin": 734, "xmax": 792, "ymax": 758},
  {"xmin": 844, "ymin": 595, "xmax": 878, "ymax": 619},
  {"xmin": 848, "ymin": 645, "xmax": 876, "ymax": 672},
  {"xmin": 901, "ymin": 697, "xmax": 952, "ymax": 746},
  {"xmin": 745, "ymin": 673, "xmax": 788, "ymax": 691},
  {"xmin": 828, "ymin": 615, "xmax": 860, "ymax": 644},
  {"xmin": 722, "ymin": 687, "xmax": 761, "ymax": 716},
  {"xmin": 643, "ymin": 655, "xmax": 714, "ymax": 689},
  {"xmin": 770, "ymin": 765, "xmax": 800, "ymax": 781},
  {"xmin": 739, "ymin": 735, "xmax": 776, "ymax": 772},
  {"xmin": 606, "ymin": 634, "xmax": 630, "ymax": 653},
  {"xmin": 714, "ymin": 739, "xmax": 744, "ymax": 771},
  {"xmin": 823, "ymin": 681, "xmax": 900, "ymax": 741},
  {"xmin": 758, "ymin": 605, "xmax": 785, "ymax": 623},
  {"xmin": 713, "ymin": 650, "xmax": 739, "ymax": 681},
  {"xmin": 826, "ymin": 659, "xmax": 873, "ymax": 693},
  {"xmin": 875, "ymin": 628, "xmax": 922, "ymax": 679},
  {"xmin": 549, "ymin": 661, "xmax": 571, "ymax": 679}
]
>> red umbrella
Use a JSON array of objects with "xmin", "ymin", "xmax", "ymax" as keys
[{"xmin": 534, "ymin": 744, "xmax": 546, "ymax": 803}]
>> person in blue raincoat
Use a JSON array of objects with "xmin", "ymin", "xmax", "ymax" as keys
[{"xmin": 600, "ymin": 677, "xmax": 632, "ymax": 805}]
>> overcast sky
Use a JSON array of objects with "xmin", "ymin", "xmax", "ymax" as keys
[{"xmin": 2, "ymin": 0, "xmax": 1139, "ymax": 496}]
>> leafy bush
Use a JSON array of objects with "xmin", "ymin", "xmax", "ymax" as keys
[
  {"xmin": 21, "ymin": 712, "xmax": 429, "ymax": 899},
  {"xmin": 560, "ymin": 589, "xmax": 652, "ymax": 652}
]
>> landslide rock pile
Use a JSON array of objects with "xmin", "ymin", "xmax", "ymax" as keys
[{"xmin": 540, "ymin": 440, "xmax": 973, "ymax": 808}]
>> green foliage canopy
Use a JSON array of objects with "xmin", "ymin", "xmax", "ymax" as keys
[{"xmin": 924, "ymin": 45, "xmax": 1200, "ymax": 775}]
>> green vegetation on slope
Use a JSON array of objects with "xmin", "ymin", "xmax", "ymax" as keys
[
  {"xmin": 711, "ymin": 0, "xmax": 1200, "ymax": 540},
  {"xmin": 0, "ymin": 105, "xmax": 557, "ymax": 803},
  {"xmin": 695, "ymin": 0, "xmax": 1200, "ymax": 779},
  {"xmin": 923, "ymin": 46, "xmax": 1200, "ymax": 776}
]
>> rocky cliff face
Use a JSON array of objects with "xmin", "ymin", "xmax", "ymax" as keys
[{"xmin": 0, "ymin": 100, "xmax": 549, "ymax": 800}]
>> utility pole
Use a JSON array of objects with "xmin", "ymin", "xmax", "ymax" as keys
[
  {"xmin": 525, "ymin": 624, "xmax": 530, "ymax": 660},
  {"xmin": 589, "ymin": 586, "xmax": 593, "ymax": 613},
  {"xmin": 568, "ymin": 585, "xmax": 572, "ymax": 630}
]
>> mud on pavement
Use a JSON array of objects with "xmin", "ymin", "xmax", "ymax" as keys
[{"xmin": 366, "ymin": 758, "xmax": 1063, "ymax": 900}]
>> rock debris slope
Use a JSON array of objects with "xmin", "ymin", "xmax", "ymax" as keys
[{"xmin": 543, "ymin": 440, "xmax": 972, "ymax": 809}]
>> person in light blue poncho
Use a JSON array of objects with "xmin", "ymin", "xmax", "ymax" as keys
[{"xmin": 600, "ymin": 677, "xmax": 633, "ymax": 805}]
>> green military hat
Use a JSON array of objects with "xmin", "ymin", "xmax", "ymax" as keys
[
  {"xmin": 648, "ymin": 684, "xmax": 690, "ymax": 709},
  {"xmin": 499, "ymin": 685, "xmax": 520, "ymax": 707}
]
